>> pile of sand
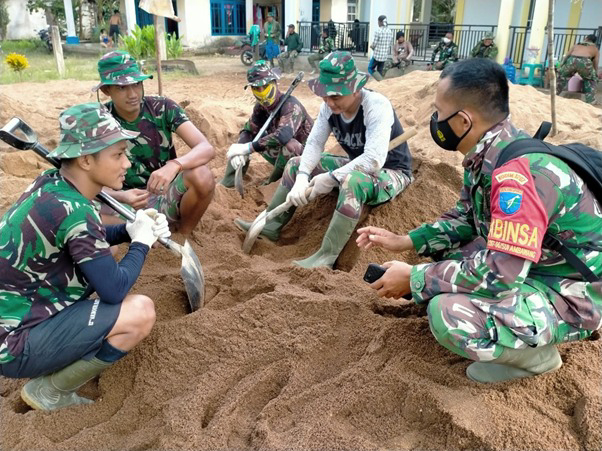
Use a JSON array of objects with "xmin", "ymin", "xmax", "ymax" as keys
[{"xmin": 0, "ymin": 70, "xmax": 601, "ymax": 451}]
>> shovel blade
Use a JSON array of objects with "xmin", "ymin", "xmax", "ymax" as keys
[{"xmin": 180, "ymin": 240, "xmax": 205, "ymax": 311}]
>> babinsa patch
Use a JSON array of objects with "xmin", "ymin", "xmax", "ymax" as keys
[{"xmin": 499, "ymin": 187, "xmax": 523, "ymax": 215}]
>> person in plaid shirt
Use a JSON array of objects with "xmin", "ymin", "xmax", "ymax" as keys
[{"xmin": 369, "ymin": 15, "xmax": 393, "ymax": 81}]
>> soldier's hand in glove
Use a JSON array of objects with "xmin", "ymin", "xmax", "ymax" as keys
[
  {"xmin": 231, "ymin": 154, "xmax": 248, "ymax": 171},
  {"xmin": 227, "ymin": 142, "xmax": 252, "ymax": 160},
  {"xmin": 286, "ymin": 172, "xmax": 310, "ymax": 206},
  {"xmin": 126, "ymin": 209, "xmax": 160, "ymax": 248},
  {"xmin": 145, "ymin": 208, "xmax": 171, "ymax": 240},
  {"xmin": 308, "ymin": 172, "xmax": 339, "ymax": 201}
]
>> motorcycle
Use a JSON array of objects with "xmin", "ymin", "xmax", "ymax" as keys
[
  {"xmin": 37, "ymin": 28, "xmax": 53, "ymax": 53},
  {"xmin": 238, "ymin": 36, "xmax": 267, "ymax": 66}
]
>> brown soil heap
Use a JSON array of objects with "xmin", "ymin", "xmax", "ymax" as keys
[{"xmin": 0, "ymin": 70, "xmax": 601, "ymax": 450}]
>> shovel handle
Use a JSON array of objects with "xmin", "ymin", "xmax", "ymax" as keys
[{"xmin": 387, "ymin": 128, "xmax": 417, "ymax": 151}]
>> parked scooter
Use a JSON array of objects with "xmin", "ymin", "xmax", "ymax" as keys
[
  {"xmin": 238, "ymin": 36, "xmax": 267, "ymax": 66},
  {"xmin": 37, "ymin": 28, "xmax": 53, "ymax": 53}
]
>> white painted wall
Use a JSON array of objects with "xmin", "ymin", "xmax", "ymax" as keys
[
  {"xmin": 579, "ymin": 0, "xmax": 602, "ymax": 30},
  {"xmin": 461, "ymin": 0, "xmax": 500, "ymax": 25},
  {"xmin": 5, "ymin": 0, "xmax": 48, "ymax": 39},
  {"xmin": 179, "ymin": 0, "xmax": 211, "ymax": 47},
  {"xmin": 330, "ymin": 0, "xmax": 348, "ymax": 22},
  {"xmin": 366, "ymin": 1, "xmax": 396, "ymax": 57}
]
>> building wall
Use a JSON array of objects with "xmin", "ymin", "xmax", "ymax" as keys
[
  {"xmin": 320, "ymin": 0, "xmax": 332, "ymax": 21},
  {"xmin": 6, "ymin": 0, "xmax": 48, "ymax": 40},
  {"xmin": 579, "ymin": 0, "xmax": 602, "ymax": 30},
  {"xmin": 461, "ymin": 0, "xmax": 500, "ymax": 25}
]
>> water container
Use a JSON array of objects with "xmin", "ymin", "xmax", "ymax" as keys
[{"xmin": 503, "ymin": 57, "xmax": 516, "ymax": 84}]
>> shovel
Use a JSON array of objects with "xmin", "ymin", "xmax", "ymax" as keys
[
  {"xmin": 233, "ymin": 71, "xmax": 305, "ymax": 198},
  {"xmin": 242, "ymin": 128, "xmax": 418, "ymax": 254},
  {"xmin": 0, "ymin": 117, "xmax": 205, "ymax": 312}
]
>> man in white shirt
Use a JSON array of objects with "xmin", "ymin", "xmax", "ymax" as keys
[
  {"xmin": 369, "ymin": 15, "xmax": 393, "ymax": 81},
  {"xmin": 235, "ymin": 52, "xmax": 413, "ymax": 269}
]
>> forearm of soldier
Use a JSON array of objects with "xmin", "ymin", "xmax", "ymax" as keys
[
  {"xmin": 103, "ymin": 187, "xmax": 126, "ymax": 203},
  {"xmin": 238, "ymin": 130, "xmax": 254, "ymax": 144},
  {"xmin": 408, "ymin": 215, "xmax": 476, "ymax": 256},
  {"xmin": 105, "ymin": 224, "xmax": 131, "ymax": 246},
  {"xmin": 175, "ymin": 122, "xmax": 215, "ymax": 168},
  {"xmin": 79, "ymin": 243, "xmax": 149, "ymax": 305},
  {"xmin": 409, "ymin": 250, "xmax": 530, "ymax": 304},
  {"xmin": 298, "ymin": 108, "xmax": 331, "ymax": 174}
]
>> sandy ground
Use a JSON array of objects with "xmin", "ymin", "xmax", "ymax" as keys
[{"xmin": 1, "ymin": 63, "xmax": 602, "ymax": 450}]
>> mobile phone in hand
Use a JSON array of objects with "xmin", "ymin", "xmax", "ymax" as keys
[
  {"xmin": 363, "ymin": 263, "xmax": 413, "ymax": 300},
  {"xmin": 363, "ymin": 263, "xmax": 387, "ymax": 283}
]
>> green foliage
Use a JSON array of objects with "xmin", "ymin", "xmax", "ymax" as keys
[
  {"xmin": 26, "ymin": 0, "xmax": 64, "ymax": 25},
  {"xmin": 431, "ymin": 0, "xmax": 455, "ymax": 23},
  {"xmin": 119, "ymin": 24, "xmax": 156, "ymax": 61},
  {"xmin": 166, "ymin": 32, "xmax": 183, "ymax": 59},
  {"xmin": 1, "ymin": 39, "xmax": 47, "ymax": 54},
  {"xmin": 0, "ymin": 0, "xmax": 9, "ymax": 40}
]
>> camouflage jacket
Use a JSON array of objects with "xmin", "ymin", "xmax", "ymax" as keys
[
  {"xmin": 106, "ymin": 96, "xmax": 189, "ymax": 189},
  {"xmin": 239, "ymin": 94, "xmax": 314, "ymax": 152},
  {"xmin": 0, "ymin": 170, "xmax": 111, "ymax": 363},
  {"xmin": 431, "ymin": 41, "xmax": 458, "ymax": 64},
  {"xmin": 471, "ymin": 42, "xmax": 499, "ymax": 60},
  {"xmin": 319, "ymin": 36, "xmax": 335, "ymax": 54},
  {"xmin": 409, "ymin": 117, "xmax": 602, "ymax": 331}
]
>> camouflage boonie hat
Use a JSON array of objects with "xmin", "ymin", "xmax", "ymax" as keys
[
  {"xmin": 245, "ymin": 60, "xmax": 281, "ymax": 88},
  {"xmin": 483, "ymin": 32, "xmax": 495, "ymax": 40},
  {"xmin": 47, "ymin": 103, "xmax": 139, "ymax": 159},
  {"xmin": 93, "ymin": 50, "xmax": 152, "ymax": 91},
  {"xmin": 308, "ymin": 51, "xmax": 368, "ymax": 97}
]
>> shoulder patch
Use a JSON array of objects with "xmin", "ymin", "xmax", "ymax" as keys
[
  {"xmin": 495, "ymin": 171, "xmax": 528, "ymax": 185},
  {"xmin": 499, "ymin": 187, "xmax": 523, "ymax": 215}
]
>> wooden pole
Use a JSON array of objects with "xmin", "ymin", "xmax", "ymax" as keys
[
  {"xmin": 547, "ymin": 0, "xmax": 557, "ymax": 136},
  {"xmin": 51, "ymin": 25, "xmax": 66, "ymax": 78},
  {"xmin": 153, "ymin": 14, "xmax": 163, "ymax": 96}
]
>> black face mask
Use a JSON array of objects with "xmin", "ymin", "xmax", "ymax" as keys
[{"xmin": 429, "ymin": 110, "xmax": 472, "ymax": 151}]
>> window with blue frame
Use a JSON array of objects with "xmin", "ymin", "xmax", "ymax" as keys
[{"xmin": 210, "ymin": 0, "xmax": 246, "ymax": 36}]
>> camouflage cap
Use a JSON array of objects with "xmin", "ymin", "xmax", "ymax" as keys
[
  {"xmin": 308, "ymin": 51, "xmax": 368, "ymax": 97},
  {"xmin": 483, "ymin": 32, "xmax": 495, "ymax": 40},
  {"xmin": 93, "ymin": 50, "xmax": 152, "ymax": 91},
  {"xmin": 245, "ymin": 60, "xmax": 281, "ymax": 88},
  {"xmin": 47, "ymin": 103, "xmax": 139, "ymax": 159}
]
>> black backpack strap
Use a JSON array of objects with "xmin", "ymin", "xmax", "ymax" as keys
[
  {"xmin": 533, "ymin": 121, "xmax": 552, "ymax": 141},
  {"xmin": 542, "ymin": 235, "xmax": 600, "ymax": 282}
]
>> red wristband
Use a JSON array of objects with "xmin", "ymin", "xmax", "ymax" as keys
[{"xmin": 169, "ymin": 159, "xmax": 183, "ymax": 173}]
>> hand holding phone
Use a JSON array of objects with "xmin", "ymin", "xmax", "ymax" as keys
[{"xmin": 363, "ymin": 263, "xmax": 413, "ymax": 300}]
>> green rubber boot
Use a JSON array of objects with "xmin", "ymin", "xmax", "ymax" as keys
[
  {"xmin": 220, "ymin": 158, "xmax": 250, "ymax": 188},
  {"xmin": 294, "ymin": 211, "xmax": 358, "ymax": 269},
  {"xmin": 21, "ymin": 358, "xmax": 113, "ymax": 411},
  {"xmin": 466, "ymin": 344, "xmax": 562, "ymax": 383},
  {"xmin": 234, "ymin": 184, "xmax": 294, "ymax": 241},
  {"xmin": 262, "ymin": 153, "xmax": 288, "ymax": 185}
]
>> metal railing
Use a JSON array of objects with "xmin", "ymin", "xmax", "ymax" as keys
[{"xmin": 297, "ymin": 20, "xmax": 370, "ymax": 56}]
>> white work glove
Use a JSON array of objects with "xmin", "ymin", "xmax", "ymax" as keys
[
  {"xmin": 126, "ymin": 209, "xmax": 158, "ymax": 248},
  {"xmin": 286, "ymin": 172, "xmax": 310, "ymax": 207},
  {"xmin": 146, "ymin": 209, "xmax": 171, "ymax": 240},
  {"xmin": 227, "ymin": 142, "xmax": 252, "ymax": 160},
  {"xmin": 308, "ymin": 172, "xmax": 339, "ymax": 201},
  {"xmin": 231, "ymin": 154, "xmax": 249, "ymax": 171}
]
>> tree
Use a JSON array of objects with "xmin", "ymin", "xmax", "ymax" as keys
[
  {"xmin": 431, "ymin": 0, "xmax": 456, "ymax": 23},
  {"xmin": 26, "ymin": 0, "xmax": 64, "ymax": 26},
  {"xmin": 0, "ymin": 0, "xmax": 9, "ymax": 40}
]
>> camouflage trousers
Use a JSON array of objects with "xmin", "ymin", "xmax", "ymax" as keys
[
  {"xmin": 427, "ymin": 237, "xmax": 594, "ymax": 362},
  {"xmin": 100, "ymin": 172, "xmax": 187, "ymax": 224},
  {"xmin": 556, "ymin": 55, "xmax": 598, "ymax": 104},
  {"xmin": 254, "ymin": 138, "xmax": 304, "ymax": 178},
  {"xmin": 308, "ymin": 53, "xmax": 325, "ymax": 70},
  {"xmin": 282, "ymin": 154, "xmax": 412, "ymax": 219},
  {"xmin": 277, "ymin": 50, "xmax": 299, "ymax": 73}
]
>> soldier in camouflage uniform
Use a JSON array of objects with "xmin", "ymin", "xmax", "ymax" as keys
[
  {"xmin": 221, "ymin": 60, "xmax": 313, "ymax": 186},
  {"xmin": 428, "ymin": 31, "xmax": 459, "ymax": 71},
  {"xmin": 470, "ymin": 32, "xmax": 498, "ymax": 60},
  {"xmin": 0, "ymin": 104, "xmax": 170, "ymax": 410},
  {"xmin": 358, "ymin": 58, "xmax": 602, "ymax": 383},
  {"xmin": 556, "ymin": 34, "xmax": 600, "ymax": 104},
  {"xmin": 236, "ymin": 52, "xmax": 412, "ymax": 269},
  {"xmin": 308, "ymin": 28, "xmax": 335, "ymax": 74},
  {"xmin": 95, "ymin": 51, "xmax": 216, "ymax": 235}
]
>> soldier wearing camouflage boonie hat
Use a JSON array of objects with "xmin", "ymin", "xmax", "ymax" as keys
[
  {"xmin": 244, "ymin": 60, "xmax": 281, "ymax": 89},
  {"xmin": 93, "ymin": 50, "xmax": 152, "ymax": 91},
  {"xmin": 470, "ymin": 32, "xmax": 498, "ymax": 60},
  {"xmin": 47, "ymin": 103, "xmax": 139, "ymax": 159},
  {"xmin": 308, "ymin": 51, "xmax": 369, "ymax": 97}
]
